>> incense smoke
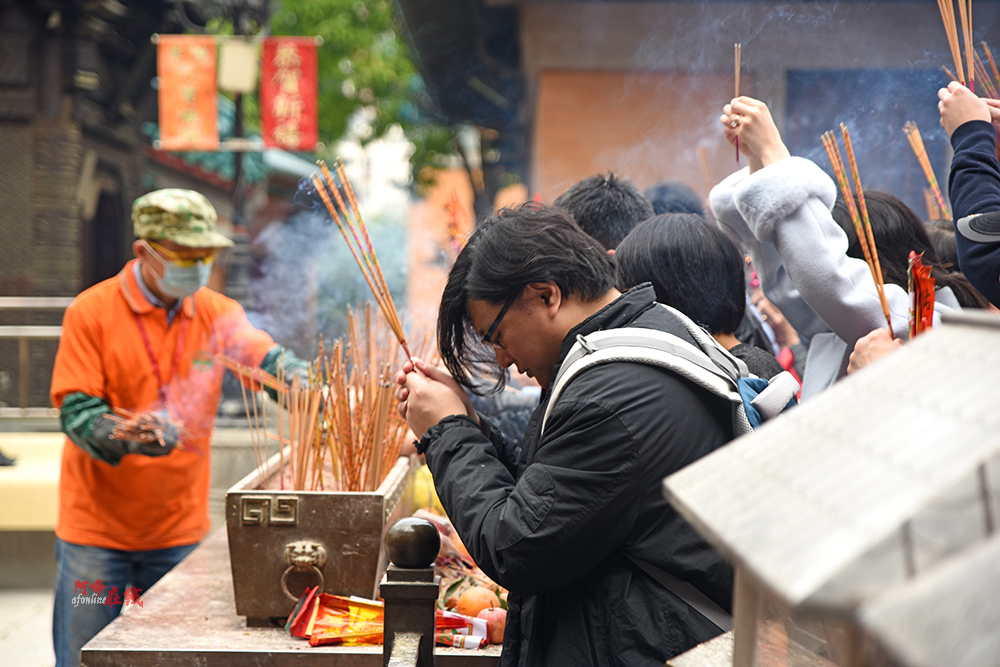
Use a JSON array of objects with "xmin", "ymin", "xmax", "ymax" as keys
[{"xmin": 246, "ymin": 170, "xmax": 408, "ymax": 361}]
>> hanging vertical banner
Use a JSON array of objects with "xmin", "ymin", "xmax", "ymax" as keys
[
  {"xmin": 157, "ymin": 35, "xmax": 219, "ymax": 151},
  {"xmin": 261, "ymin": 37, "xmax": 319, "ymax": 151}
]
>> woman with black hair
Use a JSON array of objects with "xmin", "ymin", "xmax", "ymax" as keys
[
  {"xmin": 616, "ymin": 213, "xmax": 787, "ymax": 380},
  {"xmin": 710, "ymin": 96, "xmax": 972, "ymax": 398},
  {"xmin": 831, "ymin": 191, "xmax": 988, "ymax": 309},
  {"xmin": 395, "ymin": 203, "xmax": 734, "ymax": 666},
  {"xmin": 925, "ymin": 218, "xmax": 960, "ymax": 270}
]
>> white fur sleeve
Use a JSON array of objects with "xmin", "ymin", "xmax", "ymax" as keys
[
  {"xmin": 710, "ymin": 167, "xmax": 829, "ymax": 343},
  {"xmin": 732, "ymin": 157, "xmax": 909, "ymax": 346}
]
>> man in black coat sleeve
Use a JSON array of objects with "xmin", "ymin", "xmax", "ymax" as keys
[{"xmin": 395, "ymin": 204, "xmax": 734, "ymax": 666}]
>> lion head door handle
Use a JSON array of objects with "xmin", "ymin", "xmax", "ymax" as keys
[{"xmin": 280, "ymin": 540, "xmax": 327, "ymax": 601}]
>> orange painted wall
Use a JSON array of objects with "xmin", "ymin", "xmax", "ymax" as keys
[
  {"xmin": 405, "ymin": 173, "xmax": 528, "ymax": 343},
  {"xmin": 532, "ymin": 70, "xmax": 748, "ymax": 204},
  {"xmin": 405, "ymin": 170, "xmax": 476, "ymax": 337}
]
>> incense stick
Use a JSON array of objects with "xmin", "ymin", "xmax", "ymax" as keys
[
  {"xmin": 698, "ymin": 145, "xmax": 713, "ymax": 194},
  {"xmin": 982, "ymin": 41, "xmax": 1000, "ymax": 92},
  {"xmin": 923, "ymin": 189, "xmax": 941, "ymax": 222},
  {"xmin": 233, "ymin": 306, "xmax": 433, "ymax": 493},
  {"xmin": 956, "ymin": 0, "xmax": 973, "ymax": 91},
  {"xmin": 840, "ymin": 124, "xmax": 894, "ymax": 337},
  {"xmin": 938, "ymin": 0, "xmax": 966, "ymax": 84},
  {"xmin": 974, "ymin": 51, "xmax": 999, "ymax": 98},
  {"xmin": 821, "ymin": 128, "xmax": 895, "ymax": 338},
  {"xmin": 734, "ymin": 43, "xmax": 742, "ymax": 165},
  {"xmin": 902, "ymin": 122, "xmax": 951, "ymax": 221}
]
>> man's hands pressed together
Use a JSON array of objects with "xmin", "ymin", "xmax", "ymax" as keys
[{"xmin": 395, "ymin": 358, "xmax": 479, "ymax": 441}]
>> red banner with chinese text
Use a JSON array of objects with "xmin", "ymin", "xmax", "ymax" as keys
[
  {"xmin": 261, "ymin": 37, "xmax": 319, "ymax": 151},
  {"xmin": 156, "ymin": 35, "xmax": 218, "ymax": 151}
]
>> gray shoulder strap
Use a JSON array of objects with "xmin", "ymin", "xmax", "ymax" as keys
[
  {"xmin": 541, "ymin": 326, "xmax": 746, "ymax": 435},
  {"xmin": 657, "ymin": 304, "xmax": 749, "ymax": 380}
]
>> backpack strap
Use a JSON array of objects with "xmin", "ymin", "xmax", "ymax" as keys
[
  {"xmin": 624, "ymin": 554, "xmax": 734, "ymax": 633},
  {"xmin": 542, "ymin": 325, "xmax": 752, "ymax": 436},
  {"xmin": 656, "ymin": 303, "xmax": 750, "ymax": 381}
]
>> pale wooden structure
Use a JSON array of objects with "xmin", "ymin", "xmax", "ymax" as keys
[
  {"xmin": 859, "ymin": 531, "xmax": 1000, "ymax": 667},
  {"xmin": 664, "ymin": 311, "xmax": 1000, "ymax": 666}
]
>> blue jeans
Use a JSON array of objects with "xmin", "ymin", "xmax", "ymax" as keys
[{"xmin": 52, "ymin": 537, "xmax": 199, "ymax": 667}]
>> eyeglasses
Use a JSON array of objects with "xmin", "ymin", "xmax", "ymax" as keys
[
  {"xmin": 481, "ymin": 295, "xmax": 518, "ymax": 349},
  {"xmin": 148, "ymin": 241, "xmax": 218, "ymax": 268}
]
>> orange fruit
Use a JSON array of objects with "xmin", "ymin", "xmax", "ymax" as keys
[{"xmin": 455, "ymin": 586, "xmax": 500, "ymax": 618}]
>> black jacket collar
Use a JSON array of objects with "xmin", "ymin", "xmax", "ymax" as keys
[{"xmin": 550, "ymin": 283, "xmax": 659, "ymax": 387}]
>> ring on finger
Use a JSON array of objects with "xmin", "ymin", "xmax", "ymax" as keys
[{"xmin": 730, "ymin": 114, "xmax": 742, "ymax": 128}]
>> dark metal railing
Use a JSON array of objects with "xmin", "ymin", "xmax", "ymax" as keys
[{"xmin": 0, "ymin": 297, "xmax": 71, "ymax": 413}]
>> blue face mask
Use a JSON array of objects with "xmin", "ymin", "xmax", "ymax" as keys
[
  {"xmin": 157, "ymin": 260, "xmax": 212, "ymax": 300},
  {"xmin": 143, "ymin": 241, "xmax": 213, "ymax": 300}
]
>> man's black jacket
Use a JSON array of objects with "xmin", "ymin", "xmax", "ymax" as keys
[{"xmin": 421, "ymin": 285, "xmax": 735, "ymax": 666}]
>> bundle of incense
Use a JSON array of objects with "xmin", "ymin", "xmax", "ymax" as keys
[
  {"xmin": 210, "ymin": 353, "xmax": 287, "ymax": 394},
  {"xmin": 326, "ymin": 304, "xmax": 409, "ymax": 493},
  {"xmin": 902, "ymin": 122, "xmax": 950, "ymax": 221},
  {"xmin": 311, "ymin": 159, "xmax": 412, "ymax": 363},
  {"xmin": 283, "ymin": 371, "xmax": 323, "ymax": 491},
  {"xmin": 908, "ymin": 251, "xmax": 936, "ymax": 338},
  {"xmin": 211, "ymin": 353, "xmax": 276, "ymax": 480},
  {"xmin": 924, "ymin": 188, "xmax": 943, "ymax": 222},
  {"xmin": 981, "ymin": 41, "xmax": 1000, "ymax": 93},
  {"xmin": 937, "ymin": 0, "xmax": 973, "ymax": 89},
  {"xmin": 974, "ymin": 51, "xmax": 999, "ymax": 99},
  {"xmin": 104, "ymin": 409, "xmax": 196, "ymax": 453},
  {"xmin": 231, "ymin": 304, "xmax": 432, "ymax": 493},
  {"xmin": 821, "ymin": 125, "xmax": 894, "ymax": 338},
  {"xmin": 734, "ymin": 42, "xmax": 742, "ymax": 164}
]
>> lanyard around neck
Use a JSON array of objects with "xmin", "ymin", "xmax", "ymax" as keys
[{"xmin": 134, "ymin": 313, "xmax": 190, "ymax": 404}]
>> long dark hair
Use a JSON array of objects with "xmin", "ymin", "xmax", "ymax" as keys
[
  {"xmin": 831, "ymin": 191, "xmax": 989, "ymax": 309},
  {"xmin": 616, "ymin": 213, "xmax": 746, "ymax": 335},
  {"xmin": 438, "ymin": 203, "xmax": 617, "ymax": 393}
]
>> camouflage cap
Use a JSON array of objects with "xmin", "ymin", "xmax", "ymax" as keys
[{"xmin": 132, "ymin": 189, "xmax": 234, "ymax": 248}]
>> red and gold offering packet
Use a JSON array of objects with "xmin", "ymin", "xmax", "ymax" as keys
[
  {"xmin": 908, "ymin": 251, "xmax": 936, "ymax": 338},
  {"xmin": 286, "ymin": 587, "xmax": 489, "ymax": 649},
  {"xmin": 308, "ymin": 595, "xmax": 385, "ymax": 646},
  {"xmin": 286, "ymin": 585, "xmax": 321, "ymax": 638}
]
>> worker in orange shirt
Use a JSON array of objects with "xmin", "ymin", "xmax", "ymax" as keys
[{"xmin": 49, "ymin": 189, "xmax": 308, "ymax": 667}]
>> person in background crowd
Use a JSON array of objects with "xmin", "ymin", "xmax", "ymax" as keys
[
  {"xmin": 711, "ymin": 96, "xmax": 966, "ymax": 399},
  {"xmin": 925, "ymin": 218, "xmax": 959, "ymax": 269},
  {"xmin": 750, "ymin": 288, "xmax": 808, "ymax": 383},
  {"xmin": 553, "ymin": 172, "xmax": 654, "ymax": 252},
  {"xmin": 616, "ymin": 213, "xmax": 787, "ymax": 380},
  {"xmin": 831, "ymin": 190, "xmax": 988, "ymax": 309},
  {"xmin": 395, "ymin": 204, "xmax": 734, "ymax": 666},
  {"xmin": 938, "ymin": 80, "xmax": 1000, "ymax": 308},
  {"xmin": 645, "ymin": 180, "xmax": 779, "ymax": 356},
  {"xmin": 49, "ymin": 189, "xmax": 308, "ymax": 667},
  {"xmin": 645, "ymin": 180, "xmax": 706, "ymax": 216}
]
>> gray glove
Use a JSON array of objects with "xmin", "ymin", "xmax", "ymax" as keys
[{"xmin": 92, "ymin": 414, "xmax": 178, "ymax": 462}]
